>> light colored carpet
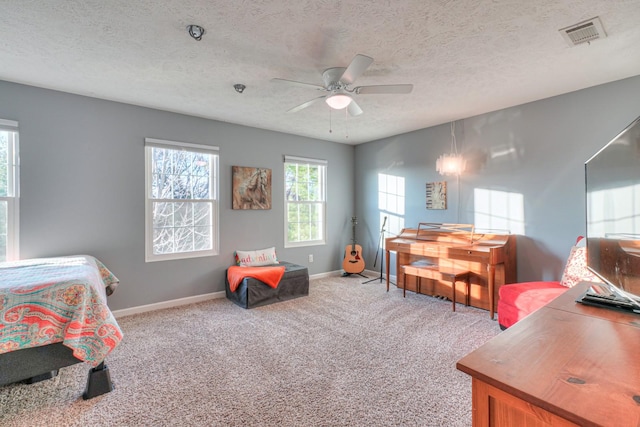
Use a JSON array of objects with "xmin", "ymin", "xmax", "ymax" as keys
[{"xmin": 0, "ymin": 274, "xmax": 500, "ymax": 426}]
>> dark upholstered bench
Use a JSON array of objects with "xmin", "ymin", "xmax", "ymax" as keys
[{"xmin": 225, "ymin": 261, "xmax": 309, "ymax": 309}]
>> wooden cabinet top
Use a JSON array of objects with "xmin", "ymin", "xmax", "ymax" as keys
[
  {"xmin": 386, "ymin": 226, "xmax": 515, "ymax": 264},
  {"xmin": 457, "ymin": 283, "xmax": 640, "ymax": 427}
]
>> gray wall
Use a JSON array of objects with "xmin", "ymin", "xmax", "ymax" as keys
[
  {"xmin": 355, "ymin": 75, "xmax": 640, "ymax": 282},
  {"xmin": 4, "ymin": 74, "xmax": 640, "ymax": 310},
  {"xmin": 0, "ymin": 80, "xmax": 355, "ymax": 310}
]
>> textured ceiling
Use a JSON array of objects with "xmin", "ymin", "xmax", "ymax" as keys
[{"xmin": 2, "ymin": 1, "xmax": 640, "ymax": 144}]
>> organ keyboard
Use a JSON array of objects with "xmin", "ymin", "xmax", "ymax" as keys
[{"xmin": 385, "ymin": 223, "xmax": 517, "ymax": 318}]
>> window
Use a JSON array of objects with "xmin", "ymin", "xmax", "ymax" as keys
[
  {"xmin": 145, "ymin": 138, "xmax": 219, "ymax": 262},
  {"xmin": 284, "ymin": 155, "xmax": 327, "ymax": 247},
  {"xmin": 378, "ymin": 173, "xmax": 405, "ymax": 235},
  {"xmin": 474, "ymin": 188, "xmax": 525, "ymax": 235},
  {"xmin": 0, "ymin": 119, "xmax": 19, "ymax": 262}
]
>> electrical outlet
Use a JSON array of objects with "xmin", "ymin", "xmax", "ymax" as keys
[{"xmin": 308, "ymin": 254, "xmax": 313, "ymax": 263}]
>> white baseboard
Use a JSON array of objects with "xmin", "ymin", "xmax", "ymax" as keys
[
  {"xmin": 112, "ymin": 291, "xmax": 226, "ymax": 318},
  {"xmin": 112, "ymin": 270, "xmax": 344, "ymax": 318},
  {"xmin": 311, "ymin": 270, "xmax": 343, "ymax": 279}
]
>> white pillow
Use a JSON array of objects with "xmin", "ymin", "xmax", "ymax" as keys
[
  {"xmin": 559, "ymin": 237, "xmax": 601, "ymax": 287},
  {"xmin": 235, "ymin": 247, "xmax": 278, "ymax": 266}
]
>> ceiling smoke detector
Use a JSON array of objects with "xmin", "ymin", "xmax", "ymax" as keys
[
  {"xmin": 559, "ymin": 17, "xmax": 606, "ymax": 46},
  {"xmin": 187, "ymin": 25, "xmax": 205, "ymax": 41}
]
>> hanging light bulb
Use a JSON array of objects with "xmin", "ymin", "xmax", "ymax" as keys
[{"xmin": 436, "ymin": 121, "xmax": 466, "ymax": 176}]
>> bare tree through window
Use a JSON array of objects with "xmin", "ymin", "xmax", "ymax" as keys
[{"xmin": 146, "ymin": 141, "xmax": 218, "ymax": 261}]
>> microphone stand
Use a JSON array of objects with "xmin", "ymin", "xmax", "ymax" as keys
[{"xmin": 363, "ymin": 217, "xmax": 394, "ymax": 285}]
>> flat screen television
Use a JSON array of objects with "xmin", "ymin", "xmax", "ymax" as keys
[{"xmin": 583, "ymin": 115, "xmax": 640, "ymax": 312}]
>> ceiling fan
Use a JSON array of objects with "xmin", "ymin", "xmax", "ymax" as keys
[{"xmin": 272, "ymin": 54, "xmax": 413, "ymax": 116}]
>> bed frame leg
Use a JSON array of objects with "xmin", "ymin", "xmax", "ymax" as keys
[
  {"xmin": 25, "ymin": 370, "xmax": 59, "ymax": 384},
  {"xmin": 82, "ymin": 362, "xmax": 114, "ymax": 400}
]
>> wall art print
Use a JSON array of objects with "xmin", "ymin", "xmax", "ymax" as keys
[
  {"xmin": 232, "ymin": 166, "xmax": 272, "ymax": 210},
  {"xmin": 426, "ymin": 181, "xmax": 447, "ymax": 210}
]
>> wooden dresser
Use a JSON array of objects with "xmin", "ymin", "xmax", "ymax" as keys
[
  {"xmin": 385, "ymin": 223, "xmax": 516, "ymax": 318},
  {"xmin": 457, "ymin": 282, "xmax": 640, "ymax": 427}
]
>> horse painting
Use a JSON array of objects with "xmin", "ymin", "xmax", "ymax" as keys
[{"xmin": 232, "ymin": 166, "xmax": 272, "ymax": 210}]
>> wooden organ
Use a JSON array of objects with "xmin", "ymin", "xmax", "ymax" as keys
[{"xmin": 385, "ymin": 223, "xmax": 517, "ymax": 318}]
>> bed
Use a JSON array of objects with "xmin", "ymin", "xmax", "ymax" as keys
[{"xmin": 0, "ymin": 255, "xmax": 123, "ymax": 399}]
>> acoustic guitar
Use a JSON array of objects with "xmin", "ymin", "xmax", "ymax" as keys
[{"xmin": 343, "ymin": 217, "xmax": 365, "ymax": 274}]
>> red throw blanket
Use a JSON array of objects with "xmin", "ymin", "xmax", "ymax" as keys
[{"xmin": 227, "ymin": 265, "xmax": 286, "ymax": 292}]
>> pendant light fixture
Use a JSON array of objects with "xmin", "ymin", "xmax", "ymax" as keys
[{"xmin": 436, "ymin": 121, "xmax": 466, "ymax": 176}]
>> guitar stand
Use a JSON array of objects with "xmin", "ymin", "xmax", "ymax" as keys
[{"xmin": 343, "ymin": 271, "xmax": 368, "ymax": 278}]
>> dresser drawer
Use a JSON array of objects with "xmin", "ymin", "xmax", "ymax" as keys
[
  {"xmin": 449, "ymin": 246, "xmax": 506, "ymax": 264},
  {"xmin": 448, "ymin": 247, "xmax": 489, "ymax": 261}
]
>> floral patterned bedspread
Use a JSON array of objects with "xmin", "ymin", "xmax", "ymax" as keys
[{"xmin": 0, "ymin": 255, "xmax": 123, "ymax": 366}]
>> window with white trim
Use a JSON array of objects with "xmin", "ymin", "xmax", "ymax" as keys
[
  {"xmin": 284, "ymin": 155, "xmax": 326, "ymax": 247},
  {"xmin": 0, "ymin": 119, "xmax": 19, "ymax": 262},
  {"xmin": 145, "ymin": 138, "xmax": 219, "ymax": 262}
]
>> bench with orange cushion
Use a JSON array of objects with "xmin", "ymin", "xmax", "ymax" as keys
[
  {"xmin": 497, "ymin": 237, "xmax": 600, "ymax": 329},
  {"xmin": 225, "ymin": 261, "xmax": 309, "ymax": 309},
  {"xmin": 497, "ymin": 281, "xmax": 567, "ymax": 329}
]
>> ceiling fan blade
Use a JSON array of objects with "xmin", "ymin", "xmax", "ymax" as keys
[
  {"xmin": 271, "ymin": 78, "xmax": 326, "ymax": 91},
  {"xmin": 340, "ymin": 54, "xmax": 373, "ymax": 85},
  {"xmin": 347, "ymin": 99, "xmax": 363, "ymax": 116},
  {"xmin": 287, "ymin": 96, "xmax": 327, "ymax": 113},
  {"xmin": 354, "ymin": 84, "xmax": 413, "ymax": 94}
]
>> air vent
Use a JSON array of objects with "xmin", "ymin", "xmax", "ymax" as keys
[{"xmin": 559, "ymin": 17, "xmax": 606, "ymax": 46}]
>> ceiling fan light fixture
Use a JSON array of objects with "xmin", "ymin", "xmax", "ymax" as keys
[{"xmin": 325, "ymin": 93, "xmax": 352, "ymax": 110}]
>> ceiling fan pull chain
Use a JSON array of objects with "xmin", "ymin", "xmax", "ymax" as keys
[
  {"xmin": 345, "ymin": 107, "xmax": 349, "ymax": 139},
  {"xmin": 329, "ymin": 107, "xmax": 333, "ymax": 133}
]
